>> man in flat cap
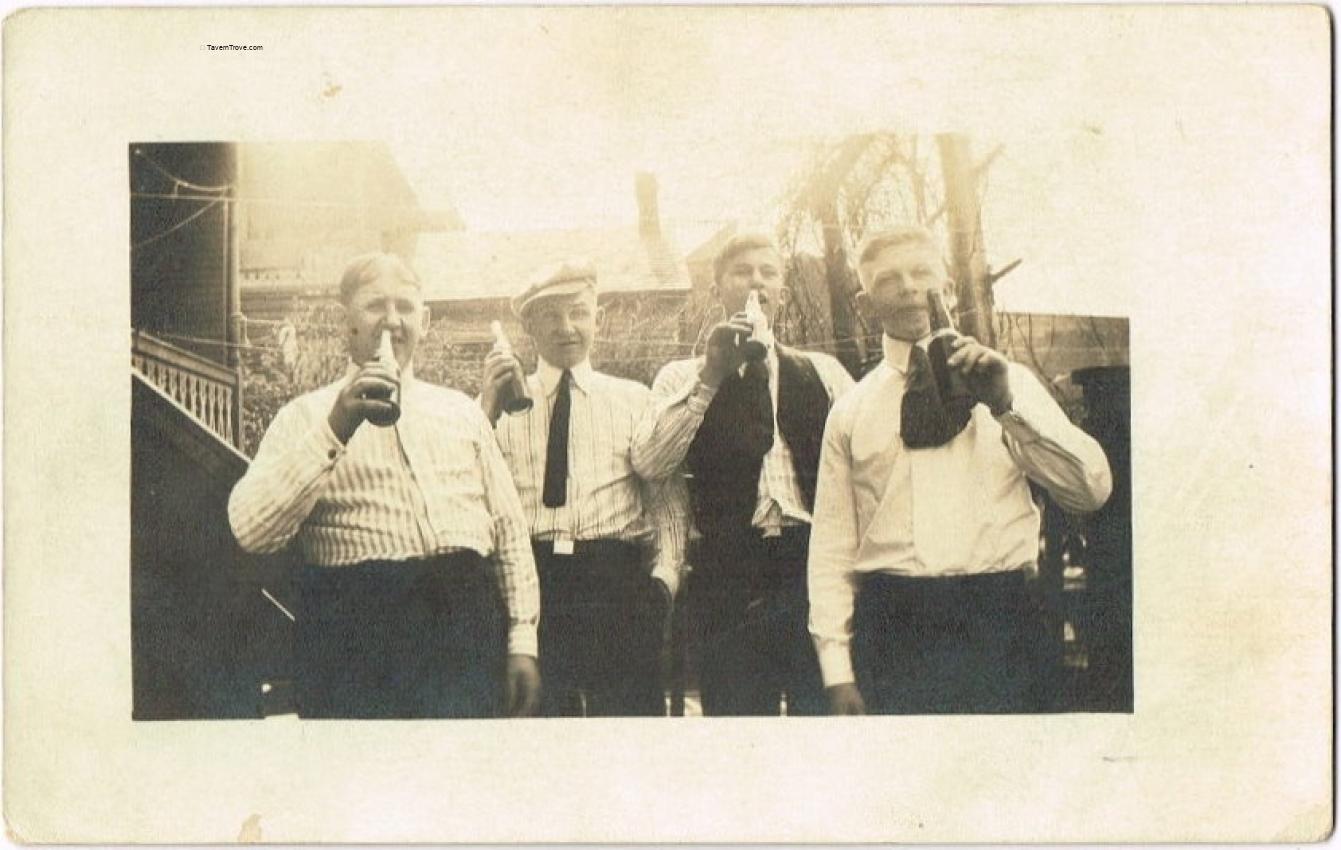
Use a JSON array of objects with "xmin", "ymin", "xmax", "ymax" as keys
[
  {"xmin": 480, "ymin": 259, "xmax": 688, "ymax": 717},
  {"xmin": 229, "ymin": 252, "xmax": 541, "ymax": 719},
  {"xmin": 631, "ymin": 232, "xmax": 854, "ymax": 716}
]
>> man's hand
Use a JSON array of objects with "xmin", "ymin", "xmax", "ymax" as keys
[
  {"xmin": 504, "ymin": 654, "xmax": 541, "ymax": 717},
  {"xmin": 645, "ymin": 576, "xmax": 673, "ymax": 645},
  {"xmin": 698, "ymin": 314, "xmax": 754, "ymax": 388},
  {"xmin": 479, "ymin": 349, "xmax": 525, "ymax": 425},
  {"xmin": 946, "ymin": 335, "xmax": 1014, "ymax": 415},
  {"xmin": 826, "ymin": 683, "xmax": 867, "ymax": 715},
  {"xmin": 327, "ymin": 362, "xmax": 400, "ymax": 444}
]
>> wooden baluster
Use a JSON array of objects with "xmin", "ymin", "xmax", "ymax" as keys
[{"xmin": 223, "ymin": 388, "xmax": 234, "ymax": 443}]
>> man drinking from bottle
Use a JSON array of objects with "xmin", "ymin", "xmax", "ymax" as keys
[
  {"xmin": 479, "ymin": 258, "xmax": 689, "ymax": 716},
  {"xmin": 808, "ymin": 226, "xmax": 1113, "ymax": 715},
  {"xmin": 228, "ymin": 252, "xmax": 541, "ymax": 719},
  {"xmin": 631, "ymin": 232, "xmax": 854, "ymax": 716}
]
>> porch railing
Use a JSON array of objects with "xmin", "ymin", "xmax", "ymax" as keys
[{"xmin": 132, "ymin": 329, "xmax": 241, "ymax": 449}]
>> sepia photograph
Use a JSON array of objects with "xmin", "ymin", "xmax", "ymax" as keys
[
  {"xmin": 129, "ymin": 137, "xmax": 1131, "ymax": 721},
  {"xmin": 6, "ymin": 5, "xmax": 1330, "ymax": 843}
]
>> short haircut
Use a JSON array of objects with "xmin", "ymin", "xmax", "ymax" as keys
[
  {"xmin": 337, "ymin": 252, "xmax": 422, "ymax": 305},
  {"xmin": 712, "ymin": 230, "xmax": 782, "ymax": 284},
  {"xmin": 856, "ymin": 226, "xmax": 945, "ymax": 286}
]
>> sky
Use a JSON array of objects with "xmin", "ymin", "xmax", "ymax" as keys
[{"xmin": 368, "ymin": 7, "xmax": 1164, "ymax": 319}]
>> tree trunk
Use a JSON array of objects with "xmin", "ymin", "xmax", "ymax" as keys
[
  {"xmin": 819, "ymin": 210, "xmax": 863, "ymax": 374},
  {"xmin": 936, "ymin": 134, "xmax": 996, "ymax": 347},
  {"xmin": 809, "ymin": 135, "xmax": 877, "ymax": 376}
]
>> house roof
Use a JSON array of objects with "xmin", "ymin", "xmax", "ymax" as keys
[{"xmin": 412, "ymin": 224, "xmax": 693, "ymax": 303}]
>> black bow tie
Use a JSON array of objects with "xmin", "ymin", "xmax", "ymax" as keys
[{"xmin": 900, "ymin": 345, "xmax": 974, "ymax": 449}]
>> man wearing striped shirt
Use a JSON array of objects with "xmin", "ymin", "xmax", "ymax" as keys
[
  {"xmin": 228, "ymin": 253, "xmax": 541, "ymax": 719},
  {"xmin": 480, "ymin": 259, "xmax": 689, "ymax": 716},
  {"xmin": 631, "ymin": 233, "xmax": 855, "ymax": 716}
]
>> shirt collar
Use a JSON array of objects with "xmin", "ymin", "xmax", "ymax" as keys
[
  {"xmin": 536, "ymin": 357, "xmax": 593, "ymax": 396},
  {"xmin": 881, "ymin": 334, "xmax": 931, "ymax": 376}
]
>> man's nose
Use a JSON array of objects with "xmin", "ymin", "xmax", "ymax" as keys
[{"xmin": 380, "ymin": 304, "xmax": 407, "ymax": 331}]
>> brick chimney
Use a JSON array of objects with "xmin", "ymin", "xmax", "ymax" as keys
[{"xmin": 635, "ymin": 172, "xmax": 660, "ymax": 239}]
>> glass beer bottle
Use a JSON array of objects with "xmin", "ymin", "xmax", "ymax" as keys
[
  {"xmin": 926, "ymin": 289, "xmax": 974, "ymax": 406},
  {"xmin": 739, "ymin": 290, "xmax": 769, "ymax": 362},
  {"xmin": 490, "ymin": 320, "xmax": 533, "ymax": 414},
  {"xmin": 363, "ymin": 328, "xmax": 402, "ymax": 427}
]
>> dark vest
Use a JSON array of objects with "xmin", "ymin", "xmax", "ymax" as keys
[{"xmin": 686, "ymin": 346, "xmax": 831, "ymax": 540}]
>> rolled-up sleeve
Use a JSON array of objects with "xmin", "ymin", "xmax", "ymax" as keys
[
  {"xmin": 998, "ymin": 364, "xmax": 1113, "ymax": 514},
  {"xmin": 228, "ymin": 400, "xmax": 345, "ymax": 555},
  {"xmin": 630, "ymin": 359, "xmax": 715, "ymax": 480}
]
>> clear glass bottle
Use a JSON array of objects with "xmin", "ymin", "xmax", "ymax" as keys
[
  {"xmin": 739, "ymin": 290, "xmax": 769, "ymax": 362},
  {"xmin": 490, "ymin": 320, "xmax": 533, "ymax": 414}
]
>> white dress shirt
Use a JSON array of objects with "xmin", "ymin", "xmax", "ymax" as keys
[
  {"xmin": 630, "ymin": 344, "xmax": 854, "ymax": 535},
  {"xmin": 808, "ymin": 335, "xmax": 1113, "ymax": 686},
  {"xmin": 492, "ymin": 358, "xmax": 690, "ymax": 594},
  {"xmin": 227, "ymin": 364, "xmax": 541, "ymax": 657}
]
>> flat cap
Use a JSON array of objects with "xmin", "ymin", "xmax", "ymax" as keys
[{"xmin": 511, "ymin": 258, "xmax": 598, "ymax": 317}]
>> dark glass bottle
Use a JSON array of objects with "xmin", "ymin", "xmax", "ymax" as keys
[
  {"xmin": 363, "ymin": 329, "xmax": 402, "ymax": 427},
  {"xmin": 926, "ymin": 290, "xmax": 974, "ymax": 405}
]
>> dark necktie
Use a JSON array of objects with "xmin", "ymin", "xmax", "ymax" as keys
[
  {"xmin": 901, "ymin": 345, "xmax": 974, "ymax": 449},
  {"xmin": 543, "ymin": 369, "xmax": 571, "ymax": 507}
]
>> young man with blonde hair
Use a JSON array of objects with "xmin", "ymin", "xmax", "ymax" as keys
[{"xmin": 808, "ymin": 226, "xmax": 1112, "ymax": 715}]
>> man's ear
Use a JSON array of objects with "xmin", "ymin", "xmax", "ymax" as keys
[
  {"xmin": 594, "ymin": 305, "xmax": 607, "ymax": 331},
  {"xmin": 338, "ymin": 303, "xmax": 355, "ymax": 336},
  {"xmin": 418, "ymin": 304, "xmax": 432, "ymax": 335},
  {"xmin": 776, "ymin": 287, "xmax": 790, "ymax": 308}
]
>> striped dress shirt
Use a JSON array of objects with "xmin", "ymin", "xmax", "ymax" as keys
[
  {"xmin": 492, "ymin": 359, "xmax": 690, "ymax": 595},
  {"xmin": 631, "ymin": 344, "xmax": 854, "ymax": 534},
  {"xmin": 227, "ymin": 365, "xmax": 541, "ymax": 657}
]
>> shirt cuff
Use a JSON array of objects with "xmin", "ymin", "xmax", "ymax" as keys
[
  {"xmin": 994, "ymin": 402, "xmax": 1044, "ymax": 446},
  {"xmin": 816, "ymin": 640, "xmax": 856, "ymax": 687},
  {"xmin": 651, "ymin": 562, "xmax": 679, "ymax": 597},
  {"xmin": 685, "ymin": 380, "xmax": 718, "ymax": 415},
  {"xmin": 306, "ymin": 417, "xmax": 347, "ymax": 466},
  {"xmin": 507, "ymin": 623, "xmax": 538, "ymax": 658}
]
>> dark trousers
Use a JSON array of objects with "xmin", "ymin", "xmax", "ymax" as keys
[
  {"xmin": 691, "ymin": 526, "xmax": 825, "ymax": 716},
  {"xmin": 853, "ymin": 570, "xmax": 1047, "ymax": 714},
  {"xmin": 295, "ymin": 553, "xmax": 506, "ymax": 719},
  {"xmin": 534, "ymin": 540, "xmax": 664, "ymax": 717}
]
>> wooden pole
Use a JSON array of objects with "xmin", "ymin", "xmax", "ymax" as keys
[
  {"xmin": 226, "ymin": 144, "xmax": 245, "ymax": 449},
  {"xmin": 936, "ymin": 134, "xmax": 996, "ymax": 347}
]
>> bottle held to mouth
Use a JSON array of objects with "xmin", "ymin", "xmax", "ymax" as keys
[
  {"xmin": 738, "ymin": 290, "xmax": 769, "ymax": 362},
  {"xmin": 490, "ymin": 320, "xmax": 533, "ymax": 414},
  {"xmin": 363, "ymin": 328, "xmax": 402, "ymax": 427},
  {"xmin": 926, "ymin": 289, "xmax": 974, "ymax": 406}
]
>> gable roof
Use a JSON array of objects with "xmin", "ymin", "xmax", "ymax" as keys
[{"xmin": 413, "ymin": 224, "xmax": 692, "ymax": 303}]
